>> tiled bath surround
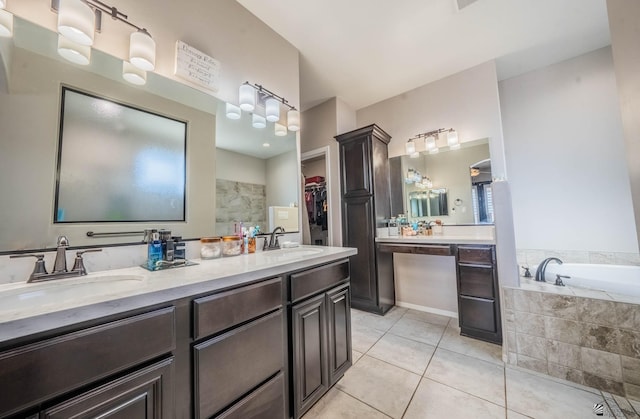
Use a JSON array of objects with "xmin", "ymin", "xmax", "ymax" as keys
[
  {"xmin": 502, "ymin": 282, "xmax": 640, "ymax": 400},
  {"xmin": 215, "ymin": 179, "xmax": 267, "ymax": 236},
  {"xmin": 517, "ymin": 248, "xmax": 640, "ymax": 267}
]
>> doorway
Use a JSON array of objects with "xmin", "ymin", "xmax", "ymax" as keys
[{"xmin": 301, "ymin": 147, "xmax": 332, "ymax": 246}]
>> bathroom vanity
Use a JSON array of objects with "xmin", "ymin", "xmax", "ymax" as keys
[
  {"xmin": 0, "ymin": 246, "xmax": 355, "ymax": 419},
  {"xmin": 377, "ymin": 231, "xmax": 502, "ymax": 344}
]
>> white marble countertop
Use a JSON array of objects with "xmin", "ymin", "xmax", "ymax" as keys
[
  {"xmin": 375, "ymin": 235, "xmax": 496, "ymax": 245},
  {"xmin": 0, "ymin": 245, "xmax": 356, "ymax": 344}
]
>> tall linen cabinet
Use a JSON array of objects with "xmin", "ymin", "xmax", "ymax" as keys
[{"xmin": 335, "ymin": 124, "xmax": 395, "ymax": 314}]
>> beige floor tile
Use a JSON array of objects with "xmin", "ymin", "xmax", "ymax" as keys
[
  {"xmin": 367, "ymin": 333, "xmax": 436, "ymax": 375},
  {"xmin": 302, "ymin": 388, "xmax": 391, "ymax": 419},
  {"xmin": 351, "ymin": 311, "xmax": 403, "ymax": 332},
  {"xmin": 336, "ymin": 355, "xmax": 421, "ymax": 419},
  {"xmin": 352, "ymin": 349, "xmax": 363, "ymax": 364},
  {"xmin": 402, "ymin": 309, "xmax": 452, "ymax": 326},
  {"xmin": 630, "ymin": 399, "xmax": 640, "ymax": 414},
  {"xmin": 404, "ymin": 378, "xmax": 506, "ymax": 419},
  {"xmin": 351, "ymin": 322, "xmax": 385, "ymax": 353},
  {"xmin": 505, "ymin": 367, "xmax": 605, "ymax": 419},
  {"xmin": 388, "ymin": 317, "xmax": 446, "ymax": 346},
  {"xmin": 439, "ymin": 323, "xmax": 503, "ymax": 365},
  {"xmin": 425, "ymin": 348, "xmax": 505, "ymax": 406}
]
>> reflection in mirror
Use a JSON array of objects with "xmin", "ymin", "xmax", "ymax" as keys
[
  {"xmin": 470, "ymin": 158, "xmax": 494, "ymax": 223},
  {"xmin": 0, "ymin": 17, "xmax": 299, "ymax": 253},
  {"xmin": 394, "ymin": 139, "xmax": 493, "ymax": 225}
]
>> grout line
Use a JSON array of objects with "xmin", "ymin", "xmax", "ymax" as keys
[{"xmin": 334, "ymin": 388, "xmax": 393, "ymax": 419}]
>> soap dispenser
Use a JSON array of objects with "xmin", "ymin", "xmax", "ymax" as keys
[{"xmin": 147, "ymin": 230, "xmax": 163, "ymax": 270}]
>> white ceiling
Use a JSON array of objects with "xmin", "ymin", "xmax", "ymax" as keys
[{"xmin": 236, "ymin": 0, "xmax": 611, "ymax": 111}]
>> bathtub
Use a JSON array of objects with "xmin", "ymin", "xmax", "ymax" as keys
[{"xmin": 540, "ymin": 262, "xmax": 640, "ymax": 298}]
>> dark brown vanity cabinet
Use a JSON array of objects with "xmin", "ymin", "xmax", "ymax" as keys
[
  {"xmin": 336, "ymin": 125, "xmax": 394, "ymax": 315},
  {"xmin": 0, "ymin": 307, "xmax": 176, "ymax": 418},
  {"xmin": 456, "ymin": 245, "xmax": 502, "ymax": 344},
  {"xmin": 289, "ymin": 260, "xmax": 351, "ymax": 419},
  {"xmin": 192, "ymin": 277, "xmax": 286, "ymax": 419}
]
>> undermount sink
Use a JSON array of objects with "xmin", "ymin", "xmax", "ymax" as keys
[
  {"xmin": 263, "ymin": 247, "xmax": 325, "ymax": 260},
  {"xmin": 0, "ymin": 274, "xmax": 146, "ymax": 313}
]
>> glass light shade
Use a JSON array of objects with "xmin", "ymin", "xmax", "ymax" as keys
[
  {"xmin": 57, "ymin": 35, "xmax": 90, "ymax": 65},
  {"xmin": 129, "ymin": 30, "xmax": 156, "ymax": 71},
  {"xmin": 287, "ymin": 109, "xmax": 300, "ymax": 131},
  {"xmin": 0, "ymin": 0, "xmax": 5, "ymax": 9},
  {"xmin": 450, "ymin": 143, "xmax": 461, "ymax": 150},
  {"xmin": 252, "ymin": 114, "xmax": 266, "ymax": 128},
  {"xmin": 122, "ymin": 61, "xmax": 146, "ymax": 85},
  {"xmin": 239, "ymin": 84, "xmax": 256, "ymax": 112},
  {"xmin": 225, "ymin": 103, "xmax": 241, "ymax": 120},
  {"xmin": 405, "ymin": 139, "xmax": 416, "ymax": 154},
  {"xmin": 429, "ymin": 147, "xmax": 439, "ymax": 155},
  {"xmin": 265, "ymin": 98, "xmax": 280, "ymax": 122},
  {"xmin": 447, "ymin": 129, "xmax": 459, "ymax": 147},
  {"xmin": 57, "ymin": 0, "xmax": 95, "ymax": 46},
  {"xmin": 274, "ymin": 123, "xmax": 287, "ymax": 136},
  {"xmin": 0, "ymin": 9, "xmax": 13, "ymax": 38},
  {"xmin": 426, "ymin": 135, "xmax": 437, "ymax": 150}
]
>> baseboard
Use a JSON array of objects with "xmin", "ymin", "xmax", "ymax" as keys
[{"xmin": 396, "ymin": 301, "xmax": 458, "ymax": 319}]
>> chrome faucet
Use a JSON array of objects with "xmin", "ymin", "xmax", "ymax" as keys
[
  {"xmin": 534, "ymin": 257, "xmax": 562, "ymax": 282},
  {"xmin": 264, "ymin": 226, "xmax": 285, "ymax": 251},
  {"xmin": 53, "ymin": 235, "xmax": 69, "ymax": 273},
  {"xmin": 10, "ymin": 236, "xmax": 102, "ymax": 283}
]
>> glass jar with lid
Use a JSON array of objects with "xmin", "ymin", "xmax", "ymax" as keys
[
  {"xmin": 200, "ymin": 237, "xmax": 222, "ymax": 259},
  {"xmin": 222, "ymin": 235, "xmax": 243, "ymax": 257}
]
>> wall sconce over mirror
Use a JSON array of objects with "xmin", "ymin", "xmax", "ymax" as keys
[
  {"xmin": 50, "ymin": 0, "xmax": 156, "ymax": 84},
  {"xmin": 406, "ymin": 128, "xmax": 459, "ymax": 156},
  {"xmin": 227, "ymin": 81, "xmax": 301, "ymax": 136}
]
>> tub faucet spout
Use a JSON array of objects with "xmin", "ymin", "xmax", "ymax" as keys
[{"xmin": 534, "ymin": 257, "xmax": 562, "ymax": 282}]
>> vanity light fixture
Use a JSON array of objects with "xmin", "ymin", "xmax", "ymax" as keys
[
  {"xmin": 405, "ymin": 138, "xmax": 416, "ymax": 155},
  {"xmin": 231, "ymin": 81, "xmax": 301, "ymax": 134},
  {"xmin": 0, "ymin": 0, "xmax": 13, "ymax": 38},
  {"xmin": 408, "ymin": 127, "xmax": 458, "ymax": 156},
  {"xmin": 51, "ymin": 0, "xmax": 156, "ymax": 72}
]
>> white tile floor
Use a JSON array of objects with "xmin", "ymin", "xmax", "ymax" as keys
[{"xmin": 303, "ymin": 307, "xmax": 640, "ymax": 419}]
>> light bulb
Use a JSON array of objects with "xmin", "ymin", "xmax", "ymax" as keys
[
  {"xmin": 225, "ymin": 103, "xmax": 241, "ymax": 120},
  {"xmin": 129, "ymin": 30, "xmax": 156, "ymax": 71},
  {"xmin": 57, "ymin": 0, "xmax": 95, "ymax": 46},
  {"xmin": 239, "ymin": 84, "xmax": 256, "ymax": 112}
]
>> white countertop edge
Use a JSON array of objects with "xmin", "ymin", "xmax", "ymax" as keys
[
  {"xmin": 375, "ymin": 236, "xmax": 496, "ymax": 245},
  {"xmin": 0, "ymin": 246, "xmax": 356, "ymax": 344}
]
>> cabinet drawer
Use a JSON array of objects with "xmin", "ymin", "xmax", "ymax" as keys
[
  {"xmin": 290, "ymin": 260, "xmax": 349, "ymax": 303},
  {"xmin": 378, "ymin": 243, "xmax": 452, "ymax": 256},
  {"xmin": 42, "ymin": 357, "xmax": 174, "ymax": 419},
  {"xmin": 457, "ymin": 246, "xmax": 494, "ymax": 265},
  {"xmin": 193, "ymin": 277, "xmax": 282, "ymax": 339},
  {"xmin": 216, "ymin": 372, "xmax": 285, "ymax": 419},
  {"xmin": 458, "ymin": 265, "xmax": 495, "ymax": 299},
  {"xmin": 459, "ymin": 296, "xmax": 498, "ymax": 333},
  {"xmin": 194, "ymin": 310, "xmax": 284, "ymax": 419},
  {"xmin": 0, "ymin": 307, "xmax": 175, "ymax": 417}
]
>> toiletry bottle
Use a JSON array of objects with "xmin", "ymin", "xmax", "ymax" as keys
[
  {"xmin": 147, "ymin": 231, "xmax": 163, "ymax": 270},
  {"xmin": 248, "ymin": 227, "xmax": 256, "ymax": 253},
  {"xmin": 172, "ymin": 236, "xmax": 186, "ymax": 260}
]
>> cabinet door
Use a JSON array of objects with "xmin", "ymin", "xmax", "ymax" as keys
[
  {"xmin": 42, "ymin": 357, "xmax": 174, "ymax": 419},
  {"xmin": 291, "ymin": 294, "xmax": 328, "ymax": 419},
  {"xmin": 339, "ymin": 135, "xmax": 372, "ymax": 197},
  {"xmin": 326, "ymin": 285, "xmax": 352, "ymax": 385},
  {"xmin": 342, "ymin": 195, "xmax": 376, "ymax": 310}
]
